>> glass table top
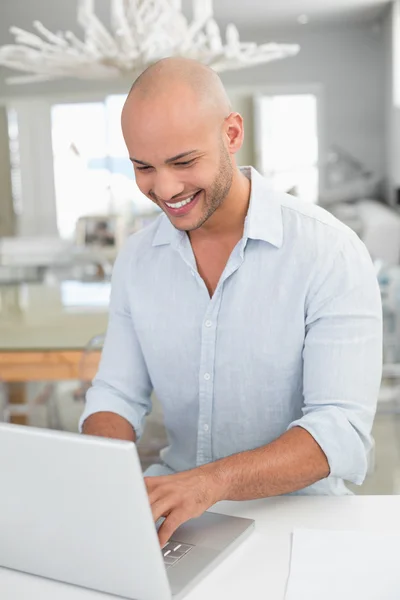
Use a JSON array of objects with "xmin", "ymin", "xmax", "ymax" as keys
[{"xmin": 0, "ymin": 281, "xmax": 110, "ymax": 352}]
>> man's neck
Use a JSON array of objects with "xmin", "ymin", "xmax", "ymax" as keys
[{"xmin": 189, "ymin": 169, "xmax": 251, "ymax": 243}]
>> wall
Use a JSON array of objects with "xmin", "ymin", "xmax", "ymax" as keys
[
  {"xmin": 384, "ymin": 3, "xmax": 395, "ymax": 203},
  {"xmin": 394, "ymin": 0, "xmax": 400, "ymax": 108},
  {"xmin": 221, "ymin": 22, "xmax": 386, "ymax": 183},
  {"xmin": 12, "ymin": 100, "xmax": 58, "ymax": 236},
  {"xmin": 0, "ymin": 21, "xmax": 386, "ymax": 172},
  {"xmin": 0, "ymin": 20, "xmax": 388, "ymax": 232},
  {"xmin": 0, "ymin": 106, "xmax": 15, "ymax": 235},
  {"xmin": 383, "ymin": 1, "xmax": 400, "ymax": 205},
  {"xmin": 392, "ymin": 1, "xmax": 400, "ymax": 195}
]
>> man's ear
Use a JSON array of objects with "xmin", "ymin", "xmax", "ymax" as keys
[{"xmin": 224, "ymin": 112, "xmax": 244, "ymax": 155}]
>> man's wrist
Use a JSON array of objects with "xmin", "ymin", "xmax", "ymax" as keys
[{"xmin": 201, "ymin": 457, "xmax": 231, "ymax": 503}]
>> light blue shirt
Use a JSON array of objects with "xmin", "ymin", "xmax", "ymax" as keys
[{"xmin": 79, "ymin": 167, "xmax": 382, "ymax": 495}]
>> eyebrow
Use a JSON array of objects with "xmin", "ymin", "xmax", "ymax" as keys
[{"xmin": 130, "ymin": 150, "xmax": 199, "ymax": 166}]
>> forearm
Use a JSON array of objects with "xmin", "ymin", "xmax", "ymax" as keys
[
  {"xmin": 82, "ymin": 411, "xmax": 137, "ymax": 442},
  {"xmin": 211, "ymin": 426, "xmax": 330, "ymax": 500}
]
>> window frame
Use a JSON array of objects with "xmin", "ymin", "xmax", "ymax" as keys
[
  {"xmin": 0, "ymin": 89, "xmax": 121, "ymax": 237},
  {"xmin": 252, "ymin": 83, "xmax": 325, "ymax": 200}
]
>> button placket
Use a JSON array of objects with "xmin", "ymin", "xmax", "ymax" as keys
[
  {"xmin": 196, "ymin": 294, "xmax": 222, "ymax": 466},
  {"xmin": 196, "ymin": 242, "xmax": 245, "ymax": 466}
]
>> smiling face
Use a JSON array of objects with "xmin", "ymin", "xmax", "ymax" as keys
[{"xmin": 121, "ymin": 62, "xmax": 243, "ymax": 232}]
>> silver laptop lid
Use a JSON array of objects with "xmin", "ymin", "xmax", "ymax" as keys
[{"xmin": 0, "ymin": 423, "xmax": 171, "ymax": 600}]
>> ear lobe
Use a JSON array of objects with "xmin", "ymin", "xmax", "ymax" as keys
[{"xmin": 225, "ymin": 113, "xmax": 244, "ymax": 154}]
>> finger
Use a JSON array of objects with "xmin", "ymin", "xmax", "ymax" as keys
[
  {"xmin": 144, "ymin": 475, "xmax": 172, "ymax": 493},
  {"xmin": 144, "ymin": 476, "xmax": 160, "ymax": 492},
  {"xmin": 151, "ymin": 496, "xmax": 177, "ymax": 523},
  {"xmin": 158, "ymin": 511, "xmax": 185, "ymax": 548},
  {"xmin": 147, "ymin": 488, "xmax": 162, "ymax": 507},
  {"xmin": 147, "ymin": 483, "xmax": 176, "ymax": 508}
]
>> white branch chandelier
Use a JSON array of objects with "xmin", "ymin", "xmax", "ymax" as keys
[{"xmin": 0, "ymin": 0, "xmax": 300, "ymax": 85}]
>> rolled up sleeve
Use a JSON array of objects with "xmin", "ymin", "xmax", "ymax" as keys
[
  {"xmin": 79, "ymin": 238, "xmax": 153, "ymax": 439},
  {"xmin": 287, "ymin": 234, "xmax": 382, "ymax": 485}
]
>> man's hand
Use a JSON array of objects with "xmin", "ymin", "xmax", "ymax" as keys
[
  {"xmin": 145, "ymin": 464, "xmax": 226, "ymax": 548},
  {"xmin": 145, "ymin": 427, "xmax": 330, "ymax": 548}
]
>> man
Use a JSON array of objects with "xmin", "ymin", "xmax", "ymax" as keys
[{"xmin": 80, "ymin": 58, "xmax": 382, "ymax": 547}]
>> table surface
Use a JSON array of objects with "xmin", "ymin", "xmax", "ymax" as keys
[
  {"xmin": 0, "ymin": 495, "xmax": 398, "ymax": 600},
  {"xmin": 0, "ymin": 281, "xmax": 110, "ymax": 352}
]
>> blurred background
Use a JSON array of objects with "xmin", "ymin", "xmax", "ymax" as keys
[{"xmin": 0, "ymin": 0, "xmax": 399, "ymax": 493}]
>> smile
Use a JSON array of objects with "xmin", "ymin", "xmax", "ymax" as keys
[{"xmin": 165, "ymin": 194, "xmax": 197, "ymax": 209}]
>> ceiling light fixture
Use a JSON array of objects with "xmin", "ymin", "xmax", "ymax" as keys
[{"xmin": 0, "ymin": 0, "xmax": 300, "ymax": 85}]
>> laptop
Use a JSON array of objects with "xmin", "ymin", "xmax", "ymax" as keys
[{"xmin": 0, "ymin": 423, "xmax": 254, "ymax": 599}]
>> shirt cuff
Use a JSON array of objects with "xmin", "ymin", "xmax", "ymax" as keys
[
  {"xmin": 287, "ymin": 406, "xmax": 373, "ymax": 485},
  {"xmin": 78, "ymin": 386, "xmax": 146, "ymax": 440}
]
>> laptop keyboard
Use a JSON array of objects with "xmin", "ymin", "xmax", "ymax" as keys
[{"xmin": 162, "ymin": 541, "xmax": 194, "ymax": 568}]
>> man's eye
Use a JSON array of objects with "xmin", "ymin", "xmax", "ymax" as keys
[
  {"xmin": 136, "ymin": 165, "xmax": 152, "ymax": 171},
  {"xmin": 175, "ymin": 160, "xmax": 196, "ymax": 167}
]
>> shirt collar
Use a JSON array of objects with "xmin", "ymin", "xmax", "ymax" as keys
[
  {"xmin": 152, "ymin": 166, "xmax": 283, "ymax": 249},
  {"xmin": 242, "ymin": 166, "xmax": 283, "ymax": 248}
]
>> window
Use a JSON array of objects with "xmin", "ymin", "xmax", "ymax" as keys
[
  {"xmin": 254, "ymin": 92, "xmax": 319, "ymax": 202},
  {"xmin": 51, "ymin": 95, "xmax": 156, "ymax": 239}
]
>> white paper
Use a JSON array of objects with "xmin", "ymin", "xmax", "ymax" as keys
[{"xmin": 285, "ymin": 528, "xmax": 400, "ymax": 600}]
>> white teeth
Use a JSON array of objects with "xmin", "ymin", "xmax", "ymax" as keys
[{"xmin": 165, "ymin": 194, "xmax": 196, "ymax": 209}]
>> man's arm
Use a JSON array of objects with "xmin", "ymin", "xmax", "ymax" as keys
[
  {"xmin": 79, "ymin": 238, "xmax": 153, "ymax": 442},
  {"xmin": 147, "ymin": 234, "xmax": 383, "ymax": 546},
  {"xmin": 147, "ymin": 427, "xmax": 328, "ymax": 546},
  {"xmin": 210, "ymin": 426, "xmax": 329, "ymax": 500},
  {"xmin": 217, "ymin": 235, "xmax": 382, "ymax": 500},
  {"xmin": 82, "ymin": 412, "xmax": 137, "ymax": 442}
]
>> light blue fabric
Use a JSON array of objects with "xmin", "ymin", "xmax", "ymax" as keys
[
  {"xmin": 79, "ymin": 167, "xmax": 382, "ymax": 495},
  {"xmin": 143, "ymin": 463, "xmax": 175, "ymax": 478}
]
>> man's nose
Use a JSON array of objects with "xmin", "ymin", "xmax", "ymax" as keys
[{"xmin": 151, "ymin": 171, "xmax": 185, "ymax": 202}]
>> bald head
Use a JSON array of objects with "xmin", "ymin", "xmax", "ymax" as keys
[
  {"xmin": 124, "ymin": 57, "xmax": 231, "ymax": 122},
  {"xmin": 120, "ymin": 57, "xmax": 245, "ymax": 233}
]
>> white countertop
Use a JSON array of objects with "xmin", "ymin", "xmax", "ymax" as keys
[{"xmin": 0, "ymin": 495, "xmax": 398, "ymax": 600}]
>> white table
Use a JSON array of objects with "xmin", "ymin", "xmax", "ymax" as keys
[{"xmin": 0, "ymin": 496, "xmax": 399, "ymax": 599}]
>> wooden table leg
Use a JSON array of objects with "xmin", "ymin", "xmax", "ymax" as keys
[{"xmin": 7, "ymin": 382, "xmax": 29, "ymax": 425}]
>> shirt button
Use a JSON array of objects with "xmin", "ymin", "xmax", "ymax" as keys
[
  {"xmin": 203, "ymin": 424, "xmax": 209, "ymax": 432},
  {"xmin": 191, "ymin": 271, "xmax": 196, "ymax": 277},
  {"xmin": 205, "ymin": 320, "xmax": 212, "ymax": 327},
  {"xmin": 204, "ymin": 373, "xmax": 211, "ymax": 380}
]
